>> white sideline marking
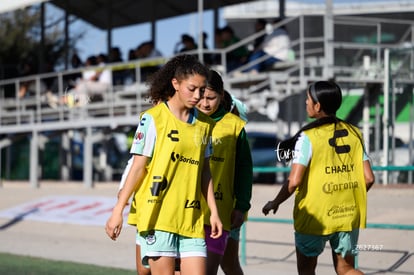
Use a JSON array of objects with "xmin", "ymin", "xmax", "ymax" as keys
[{"xmin": 0, "ymin": 195, "xmax": 130, "ymax": 227}]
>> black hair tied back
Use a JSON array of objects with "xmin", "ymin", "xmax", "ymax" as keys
[{"xmin": 276, "ymin": 116, "xmax": 340, "ymax": 162}]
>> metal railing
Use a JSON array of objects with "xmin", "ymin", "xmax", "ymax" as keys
[{"xmin": 239, "ymin": 217, "xmax": 414, "ymax": 267}]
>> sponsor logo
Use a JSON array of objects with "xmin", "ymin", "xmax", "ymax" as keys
[
  {"xmin": 135, "ymin": 131, "xmax": 144, "ymax": 141},
  {"xmin": 325, "ymin": 164, "xmax": 354, "ymax": 174},
  {"xmin": 214, "ymin": 184, "xmax": 223, "ymax": 200},
  {"xmin": 147, "ymin": 199, "xmax": 163, "ymax": 203},
  {"xmin": 327, "ymin": 204, "xmax": 356, "ymax": 218},
  {"xmin": 150, "ymin": 176, "xmax": 168, "ymax": 196},
  {"xmin": 211, "ymin": 155, "xmax": 225, "ymax": 162},
  {"xmin": 146, "ymin": 231, "xmax": 156, "ymax": 245},
  {"xmin": 167, "ymin": 129, "xmax": 179, "ymax": 142},
  {"xmin": 185, "ymin": 199, "xmax": 201, "ymax": 209},
  {"xmin": 171, "ymin": 152, "xmax": 200, "ymax": 166},
  {"xmin": 323, "ymin": 181, "xmax": 359, "ymax": 195},
  {"xmin": 328, "ymin": 129, "xmax": 351, "ymax": 154}
]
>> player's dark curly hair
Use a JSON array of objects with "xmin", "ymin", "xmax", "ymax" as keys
[{"xmin": 146, "ymin": 54, "xmax": 209, "ymax": 104}]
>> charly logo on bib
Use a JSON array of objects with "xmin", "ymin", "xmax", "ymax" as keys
[{"xmin": 167, "ymin": 129, "xmax": 179, "ymax": 142}]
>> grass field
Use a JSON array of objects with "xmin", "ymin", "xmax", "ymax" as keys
[{"xmin": 0, "ymin": 252, "xmax": 135, "ymax": 275}]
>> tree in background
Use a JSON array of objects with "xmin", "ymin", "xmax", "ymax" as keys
[{"xmin": 0, "ymin": 4, "xmax": 84, "ymax": 82}]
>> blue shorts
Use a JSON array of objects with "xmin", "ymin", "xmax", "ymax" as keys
[
  {"xmin": 295, "ymin": 229, "xmax": 359, "ymax": 258},
  {"xmin": 204, "ymin": 225, "xmax": 229, "ymax": 255},
  {"xmin": 138, "ymin": 230, "xmax": 206, "ymax": 267}
]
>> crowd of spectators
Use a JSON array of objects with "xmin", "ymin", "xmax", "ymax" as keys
[{"xmin": 13, "ymin": 18, "xmax": 292, "ymax": 102}]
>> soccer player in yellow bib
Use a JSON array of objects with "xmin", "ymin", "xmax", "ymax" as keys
[
  {"xmin": 105, "ymin": 54, "xmax": 223, "ymax": 275},
  {"xmin": 262, "ymin": 81, "xmax": 375, "ymax": 275},
  {"xmin": 197, "ymin": 70, "xmax": 253, "ymax": 275}
]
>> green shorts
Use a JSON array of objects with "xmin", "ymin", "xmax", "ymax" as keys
[
  {"xmin": 138, "ymin": 230, "xmax": 206, "ymax": 267},
  {"xmin": 295, "ymin": 229, "xmax": 359, "ymax": 258}
]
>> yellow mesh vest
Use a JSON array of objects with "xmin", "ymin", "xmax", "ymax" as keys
[
  {"xmin": 202, "ymin": 113, "xmax": 246, "ymax": 231},
  {"xmin": 128, "ymin": 103, "xmax": 214, "ymax": 238},
  {"xmin": 294, "ymin": 122, "xmax": 367, "ymax": 235}
]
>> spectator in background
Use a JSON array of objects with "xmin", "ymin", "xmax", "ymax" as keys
[
  {"xmin": 211, "ymin": 27, "xmax": 225, "ymax": 66},
  {"xmin": 245, "ymin": 18, "xmax": 291, "ymax": 73},
  {"xmin": 126, "ymin": 40, "xmax": 163, "ymax": 82},
  {"xmin": 202, "ymin": 32, "xmax": 209, "ymax": 50},
  {"xmin": 201, "ymin": 31, "xmax": 213, "ymax": 66},
  {"xmin": 46, "ymin": 53, "xmax": 84, "ymax": 100},
  {"xmin": 109, "ymin": 47, "xmax": 123, "ymax": 63},
  {"xmin": 175, "ymin": 34, "xmax": 198, "ymax": 54},
  {"xmin": 73, "ymin": 53, "xmax": 112, "ymax": 103},
  {"xmin": 142, "ymin": 41, "xmax": 163, "ymax": 59},
  {"xmin": 124, "ymin": 49, "xmax": 138, "ymax": 84},
  {"xmin": 82, "ymin": 55, "xmax": 98, "ymax": 80},
  {"xmin": 71, "ymin": 53, "xmax": 83, "ymax": 69},
  {"xmin": 134, "ymin": 40, "xmax": 163, "ymax": 81},
  {"xmin": 108, "ymin": 47, "xmax": 125, "ymax": 85},
  {"xmin": 18, "ymin": 58, "xmax": 48, "ymax": 99},
  {"xmin": 252, "ymin": 19, "xmax": 267, "ymax": 52},
  {"xmin": 134, "ymin": 41, "xmax": 163, "ymax": 60},
  {"xmin": 67, "ymin": 53, "xmax": 84, "ymax": 85},
  {"xmin": 47, "ymin": 53, "xmax": 112, "ymax": 107},
  {"xmin": 128, "ymin": 49, "xmax": 136, "ymax": 61},
  {"xmin": 219, "ymin": 26, "xmax": 249, "ymax": 72},
  {"xmin": 18, "ymin": 58, "xmax": 36, "ymax": 98}
]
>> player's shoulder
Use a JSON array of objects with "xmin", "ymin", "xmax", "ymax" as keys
[{"xmin": 195, "ymin": 108, "xmax": 215, "ymax": 125}]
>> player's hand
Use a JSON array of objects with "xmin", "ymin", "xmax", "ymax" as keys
[
  {"xmin": 209, "ymin": 214, "xmax": 223, "ymax": 239},
  {"xmin": 105, "ymin": 213, "xmax": 123, "ymax": 241},
  {"xmin": 262, "ymin": 200, "xmax": 279, "ymax": 216}
]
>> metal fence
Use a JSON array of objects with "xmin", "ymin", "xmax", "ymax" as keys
[{"xmin": 239, "ymin": 216, "xmax": 414, "ymax": 268}]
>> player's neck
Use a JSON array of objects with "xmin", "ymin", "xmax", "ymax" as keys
[{"xmin": 166, "ymin": 98, "xmax": 191, "ymax": 122}]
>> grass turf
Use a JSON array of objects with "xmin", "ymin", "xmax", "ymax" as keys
[{"xmin": 0, "ymin": 252, "xmax": 135, "ymax": 275}]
